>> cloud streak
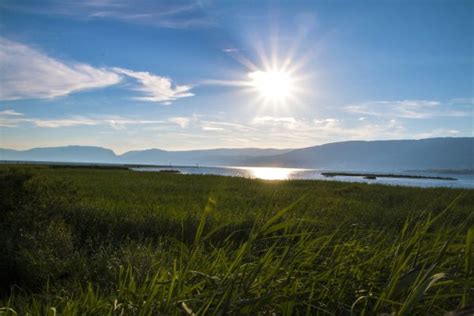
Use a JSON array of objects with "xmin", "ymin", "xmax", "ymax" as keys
[
  {"xmin": 345, "ymin": 99, "xmax": 472, "ymax": 119},
  {"xmin": 168, "ymin": 117, "xmax": 192, "ymax": 128},
  {"xmin": 2, "ymin": 109, "xmax": 469, "ymax": 150},
  {"xmin": 0, "ymin": 109, "xmax": 26, "ymax": 127},
  {"xmin": 33, "ymin": 117, "xmax": 101, "ymax": 128},
  {"xmin": 33, "ymin": 117, "xmax": 165, "ymax": 129},
  {"xmin": 0, "ymin": 38, "xmax": 121, "ymax": 101},
  {"xmin": 0, "ymin": 0, "xmax": 214, "ymax": 29},
  {"xmin": 149, "ymin": 114, "xmax": 410, "ymax": 148},
  {"xmin": 0, "ymin": 110, "xmax": 165, "ymax": 129},
  {"xmin": 113, "ymin": 68, "xmax": 193, "ymax": 104},
  {"xmin": 0, "ymin": 38, "xmax": 194, "ymax": 104}
]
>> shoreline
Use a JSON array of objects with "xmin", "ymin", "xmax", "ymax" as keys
[{"xmin": 321, "ymin": 172, "xmax": 457, "ymax": 181}]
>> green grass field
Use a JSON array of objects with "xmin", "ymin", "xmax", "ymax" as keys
[{"xmin": 1, "ymin": 164, "xmax": 473, "ymax": 315}]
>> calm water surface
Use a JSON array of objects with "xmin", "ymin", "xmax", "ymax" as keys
[{"xmin": 133, "ymin": 166, "xmax": 474, "ymax": 189}]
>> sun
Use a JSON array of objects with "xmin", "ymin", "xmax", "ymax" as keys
[
  {"xmin": 219, "ymin": 41, "xmax": 308, "ymax": 107},
  {"xmin": 248, "ymin": 69, "xmax": 295, "ymax": 103}
]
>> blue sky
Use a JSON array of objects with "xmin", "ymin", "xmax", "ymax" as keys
[{"xmin": 0, "ymin": 0, "xmax": 472, "ymax": 153}]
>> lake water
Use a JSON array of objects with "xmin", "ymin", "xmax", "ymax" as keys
[{"xmin": 132, "ymin": 166, "xmax": 474, "ymax": 189}]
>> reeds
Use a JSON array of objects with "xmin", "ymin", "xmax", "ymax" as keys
[{"xmin": 0, "ymin": 166, "xmax": 472, "ymax": 315}]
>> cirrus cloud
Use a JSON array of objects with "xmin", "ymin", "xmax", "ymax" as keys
[
  {"xmin": 0, "ymin": 38, "xmax": 121, "ymax": 100},
  {"xmin": 345, "ymin": 99, "xmax": 472, "ymax": 119},
  {"xmin": 0, "ymin": 109, "xmax": 25, "ymax": 127},
  {"xmin": 168, "ymin": 117, "xmax": 191, "ymax": 128},
  {"xmin": 0, "ymin": 38, "xmax": 194, "ymax": 104},
  {"xmin": 113, "ymin": 67, "xmax": 194, "ymax": 104},
  {"xmin": 0, "ymin": 109, "xmax": 165, "ymax": 130},
  {"xmin": 0, "ymin": 0, "xmax": 215, "ymax": 30}
]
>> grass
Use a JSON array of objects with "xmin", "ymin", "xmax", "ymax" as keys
[{"xmin": 0, "ymin": 164, "xmax": 473, "ymax": 315}]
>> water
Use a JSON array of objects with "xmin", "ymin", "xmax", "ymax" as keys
[{"xmin": 132, "ymin": 166, "xmax": 474, "ymax": 189}]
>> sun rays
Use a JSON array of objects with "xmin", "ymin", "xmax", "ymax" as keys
[
  {"xmin": 248, "ymin": 69, "xmax": 295, "ymax": 103},
  {"xmin": 242, "ymin": 48, "xmax": 308, "ymax": 110},
  {"xmin": 210, "ymin": 36, "xmax": 310, "ymax": 114}
]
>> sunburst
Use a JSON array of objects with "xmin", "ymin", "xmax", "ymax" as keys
[{"xmin": 247, "ymin": 69, "xmax": 295, "ymax": 103}]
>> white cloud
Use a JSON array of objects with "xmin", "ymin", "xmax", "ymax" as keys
[
  {"xmin": 0, "ymin": 109, "xmax": 26, "ymax": 127},
  {"xmin": 0, "ymin": 1, "xmax": 214, "ymax": 29},
  {"xmin": 32, "ymin": 116, "xmax": 165, "ymax": 129},
  {"xmin": 201, "ymin": 125, "xmax": 224, "ymax": 131},
  {"xmin": 0, "ymin": 110, "xmax": 164, "ymax": 129},
  {"xmin": 104, "ymin": 117, "xmax": 165, "ymax": 129},
  {"xmin": 345, "ymin": 99, "xmax": 472, "ymax": 119},
  {"xmin": 200, "ymin": 120, "xmax": 254, "ymax": 132},
  {"xmin": 412, "ymin": 128, "xmax": 462, "ymax": 139},
  {"xmin": 33, "ymin": 117, "xmax": 100, "ymax": 128},
  {"xmin": 222, "ymin": 48, "xmax": 239, "ymax": 53},
  {"xmin": 0, "ymin": 109, "xmax": 24, "ymax": 116},
  {"xmin": 0, "ymin": 38, "xmax": 194, "ymax": 104},
  {"xmin": 246, "ymin": 115, "xmax": 409, "ymax": 147},
  {"xmin": 131, "ymin": 116, "xmax": 413, "ymax": 150},
  {"xmin": 0, "ymin": 38, "xmax": 121, "ymax": 100},
  {"xmin": 168, "ymin": 117, "xmax": 191, "ymax": 128},
  {"xmin": 254, "ymin": 116, "xmax": 297, "ymax": 124},
  {"xmin": 253, "ymin": 116, "xmax": 298, "ymax": 130},
  {"xmin": 113, "ymin": 67, "xmax": 193, "ymax": 104},
  {"xmin": 156, "ymin": 119, "xmax": 251, "ymax": 133},
  {"xmin": 313, "ymin": 118, "xmax": 338, "ymax": 125}
]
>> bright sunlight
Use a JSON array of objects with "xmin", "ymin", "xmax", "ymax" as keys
[{"xmin": 248, "ymin": 69, "xmax": 295, "ymax": 102}]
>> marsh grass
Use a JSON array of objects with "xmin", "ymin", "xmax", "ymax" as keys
[{"xmin": 0, "ymin": 165, "xmax": 473, "ymax": 315}]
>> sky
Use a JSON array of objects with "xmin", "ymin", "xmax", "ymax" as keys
[{"xmin": 0, "ymin": 0, "xmax": 472, "ymax": 154}]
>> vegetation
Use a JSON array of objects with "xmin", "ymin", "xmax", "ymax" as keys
[{"xmin": 0, "ymin": 164, "xmax": 473, "ymax": 315}]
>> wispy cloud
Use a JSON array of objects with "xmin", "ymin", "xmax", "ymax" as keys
[
  {"xmin": 254, "ymin": 116, "xmax": 297, "ymax": 124},
  {"xmin": 33, "ymin": 117, "xmax": 100, "ymax": 128},
  {"xmin": 0, "ymin": 109, "xmax": 26, "ymax": 127},
  {"xmin": 200, "ymin": 120, "xmax": 255, "ymax": 132},
  {"xmin": 0, "ymin": 110, "xmax": 164, "ymax": 129},
  {"xmin": 3, "ymin": 108, "xmax": 468, "ymax": 150},
  {"xmin": 33, "ymin": 117, "xmax": 165, "ymax": 129},
  {"xmin": 0, "ymin": 38, "xmax": 193, "ymax": 104},
  {"xmin": 0, "ymin": 109, "xmax": 24, "ymax": 116},
  {"xmin": 113, "ymin": 68, "xmax": 194, "ymax": 104},
  {"xmin": 0, "ymin": 38, "xmax": 121, "ymax": 101},
  {"xmin": 201, "ymin": 125, "xmax": 224, "ymax": 131},
  {"xmin": 104, "ymin": 118, "xmax": 166, "ymax": 130},
  {"xmin": 0, "ymin": 0, "xmax": 214, "ymax": 29},
  {"xmin": 247, "ymin": 115, "xmax": 408, "ymax": 147},
  {"xmin": 158, "ymin": 115, "xmax": 408, "ymax": 148},
  {"xmin": 168, "ymin": 117, "xmax": 191, "ymax": 128},
  {"xmin": 345, "ymin": 99, "xmax": 472, "ymax": 119},
  {"xmin": 222, "ymin": 48, "xmax": 240, "ymax": 53},
  {"xmin": 412, "ymin": 128, "xmax": 461, "ymax": 139}
]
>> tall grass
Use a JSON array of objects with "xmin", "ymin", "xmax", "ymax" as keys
[{"xmin": 0, "ymin": 165, "xmax": 472, "ymax": 315}]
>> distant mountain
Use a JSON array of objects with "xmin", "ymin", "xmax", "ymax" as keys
[
  {"xmin": 1, "ymin": 137, "xmax": 472, "ymax": 171},
  {"xmin": 0, "ymin": 146, "xmax": 291, "ymax": 166},
  {"xmin": 0, "ymin": 146, "xmax": 117, "ymax": 163},
  {"xmin": 120, "ymin": 148, "xmax": 292, "ymax": 166},
  {"xmin": 247, "ymin": 137, "xmax": 474, "ymax": 171}
]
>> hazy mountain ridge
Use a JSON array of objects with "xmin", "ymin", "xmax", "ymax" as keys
[
  {"xmin": 120, "ymin": 148, "xmax": 293, "ymax": 166},
  {"xmin": 1, "ymin": 138, "xmax": 472, "ymax": 171},
  {"xmin": 0, "ymin": 146, "xmax": 117, "ymax": 163},
  {"xmin": 248, "ymin": 137, "xmax": 473, "ymax": 171},
  {"xmin": 0, "ymin": 146, "xmax": 292, "ymax": 166}
]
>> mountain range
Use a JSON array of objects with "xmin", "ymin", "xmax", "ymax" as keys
[{"xmin": 1, "ymin": 137, "xmax": 472, "ymax": 172}]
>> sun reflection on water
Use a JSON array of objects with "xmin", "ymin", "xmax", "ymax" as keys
[{"xmin": 240, "ymin": 167, "xmax": 300, "ymax": 180}]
